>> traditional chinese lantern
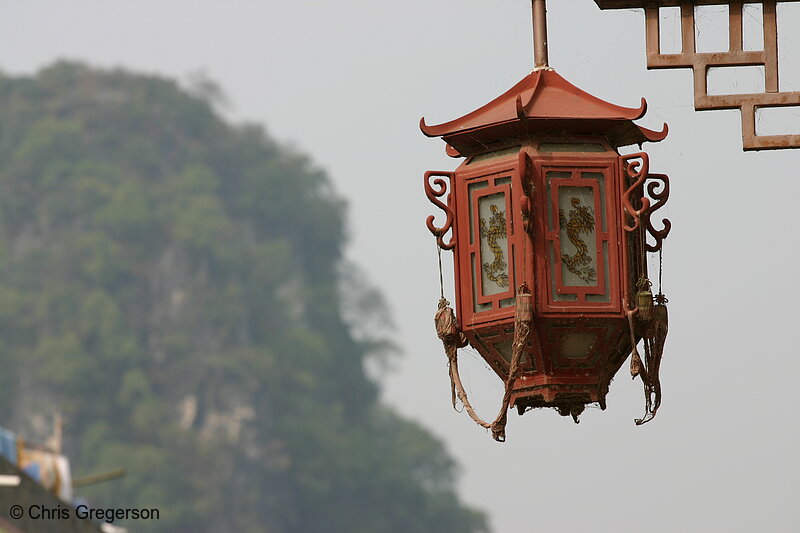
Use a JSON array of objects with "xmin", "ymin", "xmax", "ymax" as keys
[{"xmin": 423, "ymin": 0, "xmax": 671, "ymax": 441}]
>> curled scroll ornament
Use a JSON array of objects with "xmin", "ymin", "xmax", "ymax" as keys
[
  {"xmin": 424, "ymin": 170, "xmax": 456, "ymax": 250},
  {"xmin": 621, "ymin": 153, "xmax": 651, "ymax": 232},
  {"xmin": 644, "ymin": 174, "xmax": 671, "ymax": 253}
]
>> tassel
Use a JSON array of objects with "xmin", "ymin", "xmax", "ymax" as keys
[
  {"xmin": 491, "ymin": 284, "xmax": 532, "ymax": 441},
  {"xmin": 435, "ymin": 298, "xmax": 467, "ymax": 347},
  {"xmin": 651, "ymin": 295, "xmax": 668, "ymax": 332},
  {"xmin": 630, "ymin": 350, "xmax": 643, "ymax": 379},
  {"xmin": 635, "ymin": 278, "xmax": 653, "ymax": 322},
  {"xmin": 635, "ymin": 293, "xmax": 668, "ymax": 425},
  {"xmin": 435, "ymin": 298, "xmax": 458, "ymax": 340},
  {"xmin": 433, "ymin": 285, "xmax": 533, "ymax": 442}
]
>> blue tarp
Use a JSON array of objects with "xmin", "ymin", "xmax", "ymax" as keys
[
  {"xmin": 0, "ymin": 426, "xmax": 16, "ymax": 464},
  {"xmin": 22, "ymin": 463, "xmax": 40, "ymax": 482}
]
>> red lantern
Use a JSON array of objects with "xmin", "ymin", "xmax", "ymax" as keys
[{"xmin": 423, "ymin": 68, "xmax": 672, "ymax": 440}]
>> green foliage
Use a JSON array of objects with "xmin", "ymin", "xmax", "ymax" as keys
[{"xmin": 0, "ymin": 62, "xmax": 487, "ymax": 533}]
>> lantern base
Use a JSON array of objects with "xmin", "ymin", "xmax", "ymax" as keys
[{"xmin": 510, "ymin": 381, "xmax": 611, "ymax": 423}]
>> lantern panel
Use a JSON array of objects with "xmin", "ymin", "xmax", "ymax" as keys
[
  {"xmin": 466, "ymin": 145, "xmax": 522, "ymax": 165},
  {"xmin": 457, "ymin": 159, "xmax": 525, "ymax": 327},
  {"xmin": 477, "ymin": 191, "xmax": 511, "ymax": 297},
  {"xmin": 536, "ymin": 160, "xmax": 622, "ymax": 315},
  {"xmin": 557, "ymin": 184, "xmax": 598, "ymax": 287},
  {"xmin": 585, "ymin": 243, "xmax": 611, "ymax": 303},
  {"xmin": 470, "ymin": 266, "xmax": 491, "ymax": 313},
  {"xmin": 548, "ymin": 245, "xmax": 577, "ymax": 302},
  {"xmin": 560, "ymin": 332, "xmax": 598, "ymax": 359},
  {"xmin": 468, "ymin": 326, "xmax": 537, "ymax": 377},
  {"xmin": 493, "ymin": 338, "xmax": 514, "ymax": 362},
  {"xmin": 538, "ymin": 142, "xmax": 608, "ymax": 153},
  {"xmin": 542, "ymin": 323, "xmax": 616, "ymax": 369}
]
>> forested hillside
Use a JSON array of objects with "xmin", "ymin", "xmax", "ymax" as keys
[{"xmin": 0, "ymin": 62, "xmax": 487, "ymax": 533}]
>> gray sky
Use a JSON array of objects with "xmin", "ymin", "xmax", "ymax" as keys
[{"xmin": 1, "ymin": 1, "xmax": 798, "ymax": 531}]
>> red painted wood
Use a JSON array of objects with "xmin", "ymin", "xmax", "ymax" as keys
[{"xmin": 422, "ymin": 69, "xmax": 669, "ymax": 418}]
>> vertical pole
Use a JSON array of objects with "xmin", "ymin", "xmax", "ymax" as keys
[{"xmin": 532, "ymin": 0, "xmax": 549, "ymax": 69}]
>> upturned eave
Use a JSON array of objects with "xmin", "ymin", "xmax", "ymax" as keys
[{"xmin": 420, "ymin": 69, "xmax": 667, "ymax": 151}]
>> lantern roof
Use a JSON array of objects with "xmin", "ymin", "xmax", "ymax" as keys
[{"xmin": 420, "ymin": 68, "xmax": 667, "ymax": 154}]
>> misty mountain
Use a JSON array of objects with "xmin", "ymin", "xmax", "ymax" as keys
[{"xmin": 0, "ymin": 62, "xmax": 487, "ymax": 533}]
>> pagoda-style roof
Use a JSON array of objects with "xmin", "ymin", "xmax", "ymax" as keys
[{"xmin": 420, "ymin": 69, "xmax": 667, "ymax": 153}]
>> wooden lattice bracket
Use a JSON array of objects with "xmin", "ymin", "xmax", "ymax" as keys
[{"xmin": 595, "ymin": 0, "xmax": 800, "ymax": 150}]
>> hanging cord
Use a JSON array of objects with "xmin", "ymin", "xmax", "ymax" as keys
[
  {"xmin": 625, "ymin": 298, "xmax": 644, "ymax": 380},
  {"xmin": 436, "ymin": 236, "xmax": 445, "ymax": 300},
  {"xmin": 636, "ymin": 291, "xmax": 668, "ymax": 425},
  {"xmin": 435, "ymin": 297, "xmax": 472, "ymax": 415},
  {"xmin": 658, "ymin": 247, "xmax": 663, "ymax": 295},
  {"xmin": 489, "ymin": 283, "xmax": 531, "ymax": 440},
  {"xmin": 638, "ymin": 197, "xmax": 647, "ymax": 281},
  {"xmin": 433, "ymin": 231, "xmax": 532, "ymax": 441},
  {"xmin": 625, "ymin": 182, "xmax": 648, "ymax": 381},
  {"xmin": 627, "ymin": 238, "xmax": 669, "ymax": 425},
  {"xmin": 637, "ymin": 247, "xmax": 668, "ymax": 425},
  {"xmin": 435, "ymin": 284, "xmax": 531, "ymax": 442}
]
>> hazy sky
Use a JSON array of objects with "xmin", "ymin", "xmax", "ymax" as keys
[{"xmin": 1, "ymin": 1, "xmax": 798, "ymax": 531}]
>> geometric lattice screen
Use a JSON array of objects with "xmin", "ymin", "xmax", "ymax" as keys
[{"xmin": 595, "ymin": 1, "xmax": 800, "ymax": 150}]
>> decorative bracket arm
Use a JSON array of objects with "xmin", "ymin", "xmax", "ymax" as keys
[
  {"xmin": 644, "ymin": 173, "xmax": 671, "ymax": 252},
  {"xmin": 424, "ymin": 170, "xmax": 457, "ymax": 250},
  {"xmin": 621, "ymin": 154, "xmax": 672, "ymax": 251},
  {"xmin": 518, "ymin": 149, "xmax": 533, "ymax": 233},
  {"xmin": 620, "ymin": 153, "xmax": 651, "ymax": 232}
]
